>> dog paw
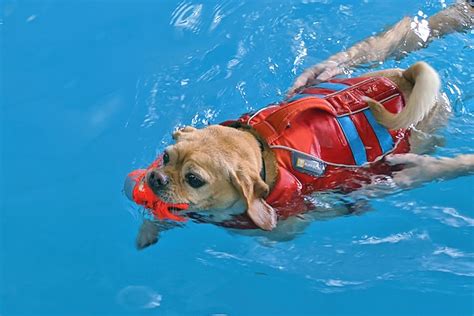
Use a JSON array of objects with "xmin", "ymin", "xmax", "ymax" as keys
[
  {"xmin": 385, "ymin": 154, "xmax": 448, "ymax": 188},
  {"xmin": 136, "ymin": 220, "xmax": 159, "ymax": 250},
  {"xmin": 385, "ymin": 153, "xmax": 434, "ymax": 167},
  {"xmin": 286, "ymin": 60, "xmax": 341, "ymax": 98}
]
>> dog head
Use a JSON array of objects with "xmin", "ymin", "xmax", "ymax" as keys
[{"xmin": 146, "ymin": 125, "xmax": 277, "ymax": 230}]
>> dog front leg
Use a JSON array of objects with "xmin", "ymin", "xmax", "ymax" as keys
[
  {"xmin": 136, "ymin": 220, "xmax": 181, "ymax": 249},
  {"xmin": 136, "ymin": 220, "xmax": 159, "ymax": 249}
]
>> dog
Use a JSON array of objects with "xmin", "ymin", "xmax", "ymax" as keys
[{"xmin": 135, "ymin": 62, "xmax": 474, "ymax": 249}]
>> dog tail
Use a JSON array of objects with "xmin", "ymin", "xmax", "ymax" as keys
[{"xmin": 365, "ymin": 62, "xmax": 440, "ymax": 130}]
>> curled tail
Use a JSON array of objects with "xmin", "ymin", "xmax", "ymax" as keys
[{"xmin": 366, "ymin": 62, "xmax": 440, "ymax": 130}]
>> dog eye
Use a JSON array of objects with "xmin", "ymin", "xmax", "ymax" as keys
[
  {"xmin": 185, "ymin": 173, "xmax": 205, "ymax": 188},
  {"xmin": 163, "ymin": 151, "xmax": 170, "ymax": 165}
]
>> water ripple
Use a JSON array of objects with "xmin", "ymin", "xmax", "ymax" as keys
[
  {"xmin": 210, "ymin": 3, "xmax": 224, "ymax": 31},
  {"xmin": 141, "ymin": 79, "xmax": 159, "ymax": 128},
  {"xmin": 291, "ymin": 27, "xmax": 308, "ymax": 74},
  {"xmin": 439, "ymin": 207, "xmax": 474, "ymax": 227},
  {"xmin": 393, "ymin": 201, "xmax": 474, "ymax": 228},
  {"xmin": 422, "ymin": 258, "xmax": 474, "ymax": 277},
  {"xmin": 433, "ymin": 247, "xmax": 473, "ymax": 258},
  {"xmin": 322, "ymin": 279, "xmax": 363, "ymax": 287},
  {"xmin": 190, "ymin": 108, "xmax": 219, "ymax": 126},
  {"xmin": 226, "ymin": 40, "xmax": 247, "ymax": 78},
  {"xmin": 353, "ymin": 230, "xmax": 429, "ymax": 245},
  {"xmin": 205, "ymin": 248, "xmax": 249, "ymax": 262},
  {"xmin": 171, "ymin": 1, "xmax": 204, "ymax": 33}
]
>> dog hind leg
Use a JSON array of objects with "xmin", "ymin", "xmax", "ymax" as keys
[{"xmin": 385, "ymin": 153, "xmax": 474, "ymax": 188}]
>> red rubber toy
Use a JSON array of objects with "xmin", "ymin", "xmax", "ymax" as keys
[{"xmin": 124, "ymin": 159, "xmax": 189, "ymax": 222}]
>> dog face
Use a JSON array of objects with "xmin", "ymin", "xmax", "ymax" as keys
[{"xmin": 146, "ymin": 125, "xmax": 277, "ymax": 230}]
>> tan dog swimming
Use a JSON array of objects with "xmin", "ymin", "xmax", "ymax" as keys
[{"xmin": 136, "ymin": 62, "xmax": 474, "ymax": 249}]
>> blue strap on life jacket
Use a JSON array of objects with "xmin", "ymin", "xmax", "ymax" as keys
[
  {"xmin": 315, "ymin": 82, "xmax": 350, "ymax": 92},
  {"xmin": 287, "ymin": 78, "xmax": 396, "ymax": 164},
  {"xmin": 363, "ymin": 109, "xmax": 394, "ymax": 154},
  {"xmin": 336, "ymin": 116, "xmax": 368, "ymax": 165}
]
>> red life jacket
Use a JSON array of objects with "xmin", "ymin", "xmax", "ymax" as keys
[{"xmin": 222, "ymin": 76, "xmax": 410, "ymax": 222}]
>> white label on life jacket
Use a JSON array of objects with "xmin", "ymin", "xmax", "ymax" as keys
[{"xmin": 292, "ymin": 152, "xmax": 326, "ymax": 177}]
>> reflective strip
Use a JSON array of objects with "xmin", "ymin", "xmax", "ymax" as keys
[
  {"xmin": 336, "ymin": 116, "xmax": 367, "ymax": 165},
  {"xmin": 315, "ymin": 82, "xmax": 350, "ymax": 91},
  {"xmin": 363, "ymin": 109, "xmax": 394, "ymax": 154}
]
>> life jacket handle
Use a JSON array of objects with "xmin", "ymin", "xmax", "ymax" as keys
[{"xmin": 252, "ymin": 98, "xmax": 336, "ymax": 144}]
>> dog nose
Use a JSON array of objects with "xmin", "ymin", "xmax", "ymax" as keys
[{"xmin": 147, "ymin": 169, "xmax": 169, "ymax": 190}]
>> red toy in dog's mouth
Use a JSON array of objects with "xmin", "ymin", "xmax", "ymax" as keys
[{"xmin": 124, "ymin": 162, "xmax": 189, "ymax": 222}]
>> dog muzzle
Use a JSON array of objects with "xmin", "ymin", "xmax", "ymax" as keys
[{"xmin": 124, "ymin": 159, "xmax": 189, "ymax": 222}]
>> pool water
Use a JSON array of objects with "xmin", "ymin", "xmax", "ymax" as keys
[{"xmin": 2, "ymin": 0, "xmax": 473, "ymax": 315}]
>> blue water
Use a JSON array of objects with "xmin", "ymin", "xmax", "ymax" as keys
[{"xmin": 2, "ymin": 0, "xmax": 473, "ymax": 315}]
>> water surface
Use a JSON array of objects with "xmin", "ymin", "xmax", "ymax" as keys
[{"xmin": 2, "ymin": 0, "xmax": 473, "ymax": 315}]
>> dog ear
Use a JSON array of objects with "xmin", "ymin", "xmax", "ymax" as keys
[
  {"xmin": 172, "ymin": 126, "xmax": 197, "ymax": 141},
  {"xmin": 230, "ymin": 169, "xmax": 277, "ymax": 231}
]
